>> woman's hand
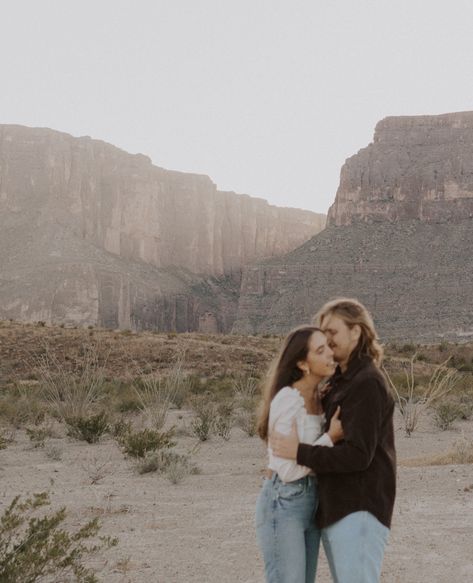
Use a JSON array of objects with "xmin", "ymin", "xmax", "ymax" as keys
[
  {"xmin": 269, "ymin": 422, "xmax": 299, "ymax": 460},
  {"xmin": 327, "ymin": 406, "xmax": 344, "ymax": 444}
]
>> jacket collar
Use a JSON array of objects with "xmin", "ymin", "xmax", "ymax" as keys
[{"xmin": 332, "ymin": 354, "xmax": 373, "ymax": 383}]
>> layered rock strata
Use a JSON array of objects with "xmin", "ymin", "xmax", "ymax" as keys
[
  {"xmin": 0, "ymin": 125, "xmax": 324, "ymax": 331},
  {"xmin": 328, "ymin": 111, "xmax": 473, "ymax": 226},
  {"xmin": 234, "ymin": 112, "xmax": 473, "ymax": 342}
]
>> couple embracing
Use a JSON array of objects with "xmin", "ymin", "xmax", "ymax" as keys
[{"xmin": 255, "ymin": 298, "xmax": 396, "ymax": 583}]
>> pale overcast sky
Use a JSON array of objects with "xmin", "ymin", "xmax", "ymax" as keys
[{"xmin": 1, "ymin": 0, "xmax": 473, "ymax": 214}]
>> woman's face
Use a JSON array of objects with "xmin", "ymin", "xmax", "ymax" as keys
[{"xmin": 300, "ymin": 331, "xmax": 336, "ymax": 378}]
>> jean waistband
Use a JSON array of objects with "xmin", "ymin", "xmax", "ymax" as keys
[{"xmin": 270, "ymin": 473, "xmax": 316, "ymax": 486}]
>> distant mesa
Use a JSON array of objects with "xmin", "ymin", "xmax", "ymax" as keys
[
  {"xmin": 233, "ymin": 111, "xmax": 473, "ymax": 342},
  {"xmin": 328, "ymin": 111, "xmax": 473, "ymax": 226},
  {"xmin": 0, "ymin": 124, "xmax": 325, "ymax": 332}
]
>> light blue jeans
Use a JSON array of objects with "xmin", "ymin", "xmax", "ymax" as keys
[
  {"xmin": 256, "ymin": 473, "xmax": 321, "ymax": 583},
  {"xmin": 322, "ymin": 511, "xmax": 390, "ymax": 583}
]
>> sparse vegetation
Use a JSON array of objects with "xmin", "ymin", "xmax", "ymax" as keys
[
  {"xmin": 383, "ymin": 355, "xmax": 461, "ymax": 436},
  {"xmin": 401, "ymin": 436, "xmax": 473, "ymax": 467},
  {"xmin": 0, "ymin": 492, "xmax": 117, "ymax": 583},
  {"xmin": 117, "ymin": 427, "xmax": 175, "ymax": 458},
  {"xmin": 35, "ymin": 342, "xmax": 108, "ymax": 421},
  {"xmin": 433, "ymin": 402, "xmax": 462, "ymax": 431},
  {"xmin": 189, "ymin": 394, "xmax": 216, "ymax": 441},
  {"xmin": 65, "ymin": 411, "xmax": 110, "ymax": 443}
]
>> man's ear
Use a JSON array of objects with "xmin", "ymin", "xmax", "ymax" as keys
[{"xmin": 352, "ymin": 324, "xmax": 361, "ymax": 342}]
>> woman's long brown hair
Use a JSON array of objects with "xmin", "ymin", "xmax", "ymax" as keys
[{"xmin": 257, "ymin": 326, "xmax": 321, "ymax": 441}]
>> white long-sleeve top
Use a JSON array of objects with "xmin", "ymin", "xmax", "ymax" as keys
[{"xmin": 267, "ymin": 386, "xmax": 333, "ymax": 483}]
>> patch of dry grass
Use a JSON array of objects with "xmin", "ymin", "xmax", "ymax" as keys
[{"xmin": 400, "ymin": 437, "xmax": 473, "ymax": 467}]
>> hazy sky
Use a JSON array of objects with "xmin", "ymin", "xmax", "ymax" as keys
[{"xmin": 1, "ymin": 1, "xmax": 473, "ymax": 214}]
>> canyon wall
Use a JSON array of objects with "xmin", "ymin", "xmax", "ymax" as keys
[
  {"xmin": 234, "ymin": 112, "xmax": 473, "ymax": 342},
  {"xmin": 328, "ymin": 111, "xmax": 473, "ymax": 226},
  {"xmin": 0, "ymin": 125, "xmax": 325, "ymax": 331},
  {"xmin": 0, "ymin": 125, "xmax": 325, "ymax": 277}
]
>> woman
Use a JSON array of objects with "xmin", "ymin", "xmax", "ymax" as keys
[{"xmin": 255, "ymin": 326, "xmax": 344, "ymax": 583}]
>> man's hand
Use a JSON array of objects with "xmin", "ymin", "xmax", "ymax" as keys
[
  {"xmin": 328, "ymin": 406, "xmax": 344, "ymax": 443},
  {"xmin": 269, "ymin": 421, "xmax": 299, "ymax": 460}
]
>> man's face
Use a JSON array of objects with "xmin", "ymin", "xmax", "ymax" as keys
[{"xmin": 320, "ymin": 313, "xmax": 359, "ymax": 365}]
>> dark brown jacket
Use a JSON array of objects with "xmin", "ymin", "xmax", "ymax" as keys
[{"xmin": 297, "ymin": 355, "xmax": 396, "ymax": 529}]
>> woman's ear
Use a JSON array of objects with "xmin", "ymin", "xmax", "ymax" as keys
[{"xmin": 296, "ymin": 360, "xmax": 308, "ymax": 375}]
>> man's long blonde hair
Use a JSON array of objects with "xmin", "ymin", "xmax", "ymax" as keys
[{"xmin": 314, "ymin": 298, "xmax": 384, "ymax": 366}]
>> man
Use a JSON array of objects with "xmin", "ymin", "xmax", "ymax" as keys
[{"xmin": 270, "ymin": 298, "xmax": 396, "ymax": 583}]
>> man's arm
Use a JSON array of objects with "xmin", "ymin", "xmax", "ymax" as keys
[{"xmin": 296, "ymin": 380, "xmax": 385, "ymax": 474}]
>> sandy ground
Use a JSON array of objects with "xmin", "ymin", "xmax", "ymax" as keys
[{"xmin": 1, "ymin": 410, "xmax": 473, "ymax": 583}]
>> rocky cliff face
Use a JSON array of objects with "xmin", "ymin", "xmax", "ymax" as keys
[
  {"xmin": 234, "ymin": 112, "xmax": 473, "ymax": 342},
  {"xmin": 328, "ymin": 111, "xmax": 473, "ymax": 226},
  {"xmin": 0, "ymin": 125, "xmax": 325, "ymax": 276},
  {"xmin": 0, "ymin": 125, "xmax": 325, "ymax": 331}
]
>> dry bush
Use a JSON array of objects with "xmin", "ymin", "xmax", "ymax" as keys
[
  {"xmin": 34, "ymin": 343, "xmax": 108, "ymax": 421},
  {"xmin": 0, "ymin": 383, "xmax": 46, "ymax": 429},
  {"xmin": 163, "ymin": 452, "xmax": 197, "ymax": 484},
  {"xmin": 25, "ymin": 424, "xmax": 56, "ymax": 448},
  {"xmin": 383, "ymin": 355, "xmax": 461, "ymax": 436},
  {"xmin": 65, "ymin": 411, "xmax": 110, "ymax": 443},
  {"xmin": 189, "ymin": 394, "xmax": 216, "ymax": 441},
  {"xmin": 117, "ymin": 427, "xmax": 175, "ymax": 459},
  {"xmin": 132, "ymin": 354, "xmax": 191, "ymax": 428},
  {"xmin": 44, "ymin": 443, "xmax": 63, "ymax": 461},
  {"xmin": 81, "ymin": 448, "xmax": 115, "ymax": 484},
  {"xmin": 0, "ymin": 430, "xmax": 13, "ymax": 450},
  {"xmin": 0, "ymin": 491, "xmax": 117, "ymax": 582},
  {"xmin": 401, "ymin": 436, "xmax": 473, "ymax": 467},
  {"xmin": 235, "ymin": 408, "xmax": 258, "ymax": 437},
  {"xmin": 232, "ymin": 372, "xmax": 259, "ymax": 401},
  {"xmin": 432, "ymin": 402, "xmax": 463, "ymax": 431}
]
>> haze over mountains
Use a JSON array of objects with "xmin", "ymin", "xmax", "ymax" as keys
[
  {"xmin": 0, "ymin": 125, "xmax": 325, "ymax": 332},
  {"xmin": 234, "ymin": 112, "xmax": 473, "ymax": 342},
  {"xmin": 2, "ymin": 112, "xmax": 473, "ymax": 341}
]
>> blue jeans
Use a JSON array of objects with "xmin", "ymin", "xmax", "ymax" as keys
[
  {"xmin": 322, "ymin": 511, "xmax": 390, "ymax": 583},
  {"xmin": 256, "ymin": 474, "xmax": 321, "ymax": 583}
]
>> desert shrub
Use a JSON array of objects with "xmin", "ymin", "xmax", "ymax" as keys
[
  {"xmin": 65, "ymin": 411, "xmax": 109, "ymax": 443},
  {"xmin": 129, "ymin": 353, "xmax": 191, "ymax": 427},
  {"xmin": 400, "ymin": 342, "xmax": 417, "ymax": 355},
  {"xmin": 384, "ymin": 355, "xmax": 461, "ymax": 436},
  {"xmin": 189, "ymin": 394, "xmax": 216, "ymax": 441},
  {"xmin": 25, "ymin": 425, "xmax": 55, "ymax": 448},
  {"xmin": 438, "ymin": 341, "xmax": 449, "ymax": 353},
  {"xmin": 35, "ymin": 343, "xmax": 108, "ymax": 421},
  {"xmin": 0, "ymin": 384, "xmax": 46, "ymax": 429},
  {"xmin": 45, "ymin": 444, "xmax": 63, "ymax": 461},
  {"xmin": 457, "ymin": 398, "xmax": 473, "ymax": 420},
  {"xmin": 162, "ymin": 452, "xmax": 197, "ymax": 484},
  {"xmin": 111, "ymin": 417, "xmax": 133, "ymax": 438},
  {"xmin": 403, "ymin": 436, "xmax": 473, "ymax": 467},
  {"xmin": 191, "ymin": 416, "xmax": 214, "ymax": 441},
  {"xmin": 213, "ymin": 402, "xmax": 234, "ymax": 440},
  {"xmin": 236, "ymin": 408, "xmax": 257, "ymax": 437},
  {"xmin": 433, "ymin": 402, "xmax": 462, "ymax": 430},
  {"xmin": 214, "ymin": 415, "xmax": 232, "ymax": 440},
  {"xmin": 0, "ymin": 492, "xmax": 117, "ymax": 583},
  {"xmin": 232, "ymin": 372, "xmax": 259, "ymax": 401},
  {"xmin": 0, "ymin": 431, "xmax": 11, "ymax": 450},
  {"xmin": 162, "ymin": 355, "xmax": 194, "ymax": 409},
  {"xmin": 135, "ymin": 450, "xmax": 198, "ymax": 483},
  {"xmin": 117, "ymin": 427, "xmax": 175, "ymax": 458},
  {"xmin": 114, "ymin": 386, "xmax": 142, "ymax": 414},
  {"xmin": 136, "ymin": 453, "xmax": 162, "ymax": 474}
]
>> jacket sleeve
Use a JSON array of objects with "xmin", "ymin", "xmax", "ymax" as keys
[{"xmin": 296, "ymin": 379, "xmax": 385, "ymax": 473}]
